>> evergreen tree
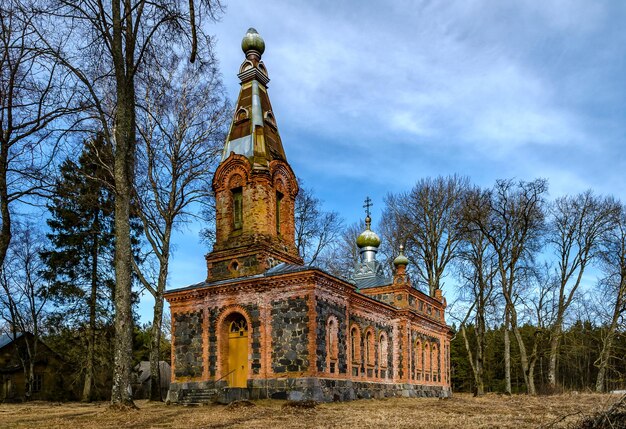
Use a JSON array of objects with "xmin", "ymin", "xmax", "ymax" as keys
[{"xmin": 41, "ymin": 135, "xmax": 116, "ymax": 402}]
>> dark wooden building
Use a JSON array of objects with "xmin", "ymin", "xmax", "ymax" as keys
[{"xmin": 0, "ymin": 333, "xmax": 68, "ymax": 402}]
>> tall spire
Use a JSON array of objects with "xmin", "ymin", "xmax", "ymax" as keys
[
  {"xmin": 221, "ymin": 28, "xmax": 286, "ymax": 168},
  {"xmin": 206, "ymin": 28, "xmax": 301, "ymax": 282}
]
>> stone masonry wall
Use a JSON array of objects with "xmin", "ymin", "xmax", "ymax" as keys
[
  {"xmin": 168, "ymin": 378, "xmax": 451, "ymax": 404},
  {"xmin": 209, "ymin": 254, "xmax": 260, "ymax": 280},
  {"xmin": 271, "ymin": 296, "xmax": 309, "ymax": 373},
  {"xmin": 174, "ymin": 311, "xmax": 204, "ymax": 378},
  {"xmin": 207, "ymin": 308, "xmax": 219, "ymax": 377},
  {"xmin": 315, "ymin": 298, "xmax": 347, "ymax": 374}
]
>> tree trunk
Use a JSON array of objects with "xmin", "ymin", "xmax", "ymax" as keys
[
  {"xmin": 109, "ymin": 0, "xmax": 137, "ymax": 407},
  {"xmin": 149, "ymin": 291, "xmax": 164, "ymax": 401},
  {"xmin": 595, "ymin": 296, "xmax": 623, "ymax": 392},
  {"xmin": 110, "ymin": 121, "xmax": 135, "ymax": 406},
  {"xmin": 25, "ymin": 361, "xmax": 34, "ymax": 401},
  {"xmin": 110, "ymin": 83, "xmax": 136, "ymax": 408},
  {"xmin": 510, "ymin": 307, "xmax": 536, "ymax": 395},
  {"xmin": 461, "ymin": 325, "xmax": 484, "ymax": 396},
  {"xmin": 110, "ymin": 116, "xmax": 135, "ymax": 406},
  {"xmin": 548, "ymin": 323, "xmax": 561, "ymax": 392},
  {"xmin": 149, "ymin": 232, "xmax": 171, "ymax": 401},
  {"xmin": 504, "ymin": 312, "xmax": 511, "ymax": 395},
  {"xmin": 475, "ymin": 306, "xmax": 486, "ymax": 396},
  {"xmin": 82, "ymin": 212, "xmax": 99, "ymax": 402}
]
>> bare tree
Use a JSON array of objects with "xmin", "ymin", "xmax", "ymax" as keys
[
  {"xmin": 0, "ymin": 1, "xmax": 71, "ymax": 273},
  {"xmin": 521, "ymin": 264, "xmax": 554, "ymax": 394},
  {"xmin": 318, "ymin": 221, "xmax": 364, "ymax": 280},
  {"xmin": 294, "ymin": 182, "xmax": 343, "ymax": 268},
  {"xmin": 0, "ymin": 223, "xmax": 48, "ymax": 401},
  {"xmin": 546, "ymin": 191, "xmax": 619, "ymax": 391},
  {"xmin": 132, "ymin": 54, "xmax": 229, "ymax": 401},
  {"xmin": 455, "ymin": 226, "xmax": 497, "ymax": 396},
  {"xmin": 381, "ymin": 175, "xmax": 469, "ymax": 296},
  {"xmin": 595, "ymin": 203, "xmax": 626, "ymax": 392},
  {"xmin": 465, "ymin": 178, "xmax": 547, "ymax": 395},
  {"xmin": 32, "ymin": 0, "xmax": 225, "ymax": 406}
]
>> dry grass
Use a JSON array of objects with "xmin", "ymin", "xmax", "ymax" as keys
[{"xmin": 0, "ymin": 393, "xmax": 621, "ymax": 429}]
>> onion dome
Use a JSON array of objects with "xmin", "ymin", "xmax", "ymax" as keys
[
  {"xmin": 241, "ymin": 28, "xmax": 265, "ymax": 56},
  {"xmin": 393, "ymin": 245, "xmax": 409, "ymax": 267},
  {"xmin": 356, "ymin": 215, "xmax": 381, "ymax": 248}
]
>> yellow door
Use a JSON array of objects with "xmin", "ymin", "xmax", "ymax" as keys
[{"xmin": 228, "ymin": 319, "xmax": 248, "ymax": 388}]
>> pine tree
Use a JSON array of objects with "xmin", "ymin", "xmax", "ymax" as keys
[{"xmin": 41, "ymin": 135, "xmax": 116, "ymax": 402}]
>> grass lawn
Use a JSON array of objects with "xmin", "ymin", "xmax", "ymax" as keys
[{"xmin": 0, "ymin": 393, "xmax": 621, "ymax": 428}]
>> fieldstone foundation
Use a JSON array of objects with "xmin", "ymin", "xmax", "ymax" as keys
[{"xmin": 167, "ymin": 378, "xmax": 452, "ymax": 405}]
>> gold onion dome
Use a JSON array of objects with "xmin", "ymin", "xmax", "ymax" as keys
[
  {"xmin": 393, "ymin": 245, "xmax": 409, "ymax": 267},
  {"xmin": 356, "ymin": 216, "xmax": 381, "ymax": 248},
  {"xmin": 241, "ymin": 28, "xmax": 265, "ymax": 55}
]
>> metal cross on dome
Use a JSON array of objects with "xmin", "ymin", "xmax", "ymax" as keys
[{"xmin": 363, "ymin": 196, "xmax": 373, "ymax": 217}]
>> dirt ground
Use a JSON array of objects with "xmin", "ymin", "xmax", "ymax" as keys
[{"xmin": 0, "ymin": 393, "xmax": 621, "ymax": 429}]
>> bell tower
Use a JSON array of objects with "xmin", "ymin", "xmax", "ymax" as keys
[{"xmin": 206, "ymin": 28, "xmax": 302, "ymax": 282}]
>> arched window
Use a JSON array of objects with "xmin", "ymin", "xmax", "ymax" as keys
[
  {"xmin": 414, "ymin": 339, "xmax": 422, "ymax": 381},
  {"xmin": 350, "ymin": 326, "xmax": 360, "ymax": 377},
  {"xmin": 379, "ymin": 332, "xmax": 388, "ymax": 379},
  {"xmin": 275, "ymin": 191, "xmax": 283, "ymax": 235},
  {"xmin": 232, "ymin": 187, "xmax": 243, "ymax": 230},
  {"xmin": 379, "ymin": 333, "xmax": 388, "ymax": 368},
  {"xmin": 424, "ymin": 341, "xmax": 431, "ymax": 382},
  {"xmin": 326, "ymin": 317, "xmax": 339, "ymax": 374},
  {"xmin": 365, "ymin": 330, "xmax": 375, "ymax": 366},
  {"xmin": 432, "ymin": 344, "xmax": 439, "ymax": 382}
]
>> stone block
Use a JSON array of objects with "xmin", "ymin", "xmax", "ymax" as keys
[{"xmin": 287, "ymin": 390, "xmax": 304, "ymax": 401}]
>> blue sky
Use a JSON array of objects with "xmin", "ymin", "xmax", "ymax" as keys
[{"xmin": 138, "ymin": 0, "xmax": 626, "ymax": 322}]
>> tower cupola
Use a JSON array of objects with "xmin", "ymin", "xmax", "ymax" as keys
[
  {"xmin": 357, "ymin": 215, "xmax": 381, "ymax": 262},
  {"xmin": 393, "ymin": 244, "xmax": 409, "ymax": 268},
  {"xmin": 352, "ymin": 197, "xmax": 390, "ymax": 289}
]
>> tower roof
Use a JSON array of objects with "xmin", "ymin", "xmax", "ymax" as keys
[{"xmin": 221, "ymin": 28, "xmax": 287, "ymax": 168}]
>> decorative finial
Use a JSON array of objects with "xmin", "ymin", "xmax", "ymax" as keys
[{"xmin": 241, "ymin": 28, "xmax": 265, "ymax": 58}]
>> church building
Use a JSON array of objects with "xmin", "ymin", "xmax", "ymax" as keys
[{"xmin": 165, "ymin": 29, "xmax": 453, "ymax": 403}]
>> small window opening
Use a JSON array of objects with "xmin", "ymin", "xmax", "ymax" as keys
[
  {"xmin": 276, "ymin": 191, "xmax": 283, "ymax": 235},
  {"xmin": 232, "ymin": 187, "xmax": 243, "ymax": 230},
  {"xmin": 32, "ymin": 374, "xmax": 43, "ymax": 393}
]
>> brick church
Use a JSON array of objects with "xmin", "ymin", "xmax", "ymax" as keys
[{"xmin": 165, "ymin": 29, "xmax": 453, "ymax": 403}]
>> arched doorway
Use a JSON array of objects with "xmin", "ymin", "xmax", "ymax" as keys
[{"xmin": 225, "ymin": 314, "xmax": 248, "ymax": 388}]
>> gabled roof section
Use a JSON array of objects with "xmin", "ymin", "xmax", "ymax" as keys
[
  {"xmin": 0, "ymin": 332, "xmax": 23, "ymax": 349},
  {"xmin": 221, "ymin": 28, "xmax": 287, "ymax": 168}
]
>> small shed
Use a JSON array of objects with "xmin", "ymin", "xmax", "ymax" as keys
[{"xmin": 132, "ymin": 361, "xmax": 171, "ymax": 400}]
